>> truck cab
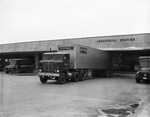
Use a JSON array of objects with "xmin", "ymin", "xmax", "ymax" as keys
[
  {"xmin": 135, "ymin": 56, "xmax": 150, "ymax": 83},
  {"xmin": 38, "ymin": 52, "xmax": 70, "ymax": 83}
]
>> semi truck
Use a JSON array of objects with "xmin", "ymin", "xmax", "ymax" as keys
[
  {"xmin": 135, "ymin": 56, "xmax": 150, "ymax": 83},
  {"xmin": 38, "ymin": 44, "xmax": 113, "ymax": 84}
]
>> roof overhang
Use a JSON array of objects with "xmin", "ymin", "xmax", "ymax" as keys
[{"xmin": 99, "ymin": 47, "xmax": 150, "ymax": 51}]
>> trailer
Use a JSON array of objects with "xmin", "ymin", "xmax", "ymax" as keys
[{"xmin": 38, "ymin": 44, "xmax": 113, "ymax": 84}]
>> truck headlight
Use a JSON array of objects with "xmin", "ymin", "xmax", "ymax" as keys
[
  {"xmin": 67, "ymin": 72, "xmax": 72, "ymax": 78},
  {"xmin": 55, "ymin": 70, "xmax": 59, "ymax": 73},
  {"xmin": 136, "ymin": 71, "xmax": 139, "ymax": 76}
]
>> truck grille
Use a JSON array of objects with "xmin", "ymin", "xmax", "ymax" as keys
[
  {"xmin": 49, "ymin": 62, "xmax": 54, "ymax": 72},
  {"xmin": 41, "ymin": 62, "xmax": 54, "ymax": 73},
  {"xmin": 41, "ymin": 62, "xmax": 48, "ymax": 72},
  {"xmin": 139, "ymin": 72, "xmax": 150, "ymax": 77}
]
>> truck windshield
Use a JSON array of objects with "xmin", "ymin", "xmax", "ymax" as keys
[
  {"xmin": 19, "ymin": 60, "xmax": 33, "ymax": 65},
  {"xmin": 43, "ymin": 54, "xmax": 63, "ymax": 61},
  {"xmin": 140, "ymin": 58, "xmax": 150, "ymax": 70},
  {"xmin": 10, "ymin": 60, "xmax": 17, "ymax": 66}
]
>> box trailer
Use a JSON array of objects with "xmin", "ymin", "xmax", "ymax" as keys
[{"xmin": 38, "ymin": 44, "xmax": 113, "ymax": 84}]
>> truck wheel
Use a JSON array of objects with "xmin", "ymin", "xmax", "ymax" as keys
[
  {"xmin": 136, "ymin": 79, "xmax": 141, "ymax": 83},
  {"xmin": 72, "ymin": 72, "xmax": 79, "ymax": 82},
  {"xmin": 92, "ymin": 71, "xmax": 96, "ymax": 77},
  {"xmin": 40, "ymin": 76, "xmax": 48, "ymax": 83},
  {"xmin": 79, "ymin": 71, "xmax": 85, "ymax": 81},
  {"xmin": 109, "ymin": 71, "xmax": 113, "ymax": 77},
  {"xmin": 104, "ymin": 71, "xmax": 110, "ymax": 77},
  {"xmin": 10, "ymin": 69, "xmax": 15, "ymax": 73},
  {"xmin": 57, "ymin": 73, "xmax": 67, "ymax": 84},
  {"xmin": 5, "ymin": 71, "xmax": 9, "ymax": 74}
]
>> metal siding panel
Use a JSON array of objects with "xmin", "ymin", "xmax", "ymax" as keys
[
  {"xmin": 68, "ymin": 49, "xmax": 75, "ymax": 69},
  {"xmin": 75, "ymin": 45, "xmax": 112, "ymax": 69}
]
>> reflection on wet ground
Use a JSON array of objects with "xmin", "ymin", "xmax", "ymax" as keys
[{"xmin": 99, "ymin": 103, "xmax": 140, "ymax": 117}]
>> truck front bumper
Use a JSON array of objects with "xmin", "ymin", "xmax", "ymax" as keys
[
  {"xmin": 135, "ymin": 75, "xmax": 150, "ymax": 81},
  {"xmin": 38, "ymin": 72, "xmax": 60, "ymax": 77}
]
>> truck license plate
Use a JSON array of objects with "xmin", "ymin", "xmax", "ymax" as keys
[{"xmin": 143, "ymin": 77, "xmax": 147, "ymax": 79}]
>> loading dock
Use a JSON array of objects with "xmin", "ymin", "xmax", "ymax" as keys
[{"xmin": 0, "ymin": 33, "xmax": 150, "ymax": 72}]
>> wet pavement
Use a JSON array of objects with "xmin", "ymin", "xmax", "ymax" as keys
[
  {"xmin": 0, "ymin": 72, "xmax": 150, "ymax": 117},
  {"xmin": 99, "ymin": 103, "xmax": 140, "ymax": 117}
]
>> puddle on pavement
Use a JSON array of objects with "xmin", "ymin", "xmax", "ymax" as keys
[{"xmin": 99, "ymin": 103, "xmax": 140, "ymax": 117}]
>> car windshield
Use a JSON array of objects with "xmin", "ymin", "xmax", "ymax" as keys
[
  {"xmin": 140, "ymin": 58, "xmax": 150, "ymax": 70},
  {"xmin": 43, "ymin": 54, "xmax": 63, "ymax": 61}
]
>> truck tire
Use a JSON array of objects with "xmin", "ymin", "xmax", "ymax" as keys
[
  {"xmin": 136, "ymin": 78, "xmax": 141, "ymax": 83},
  {"xmin": 40, "ymin": 76, "xmax": 48, "ymax": 83},
  {"xmin": 92, "ymin": 71, "xmax": 96, "ymax": 77},
  {"xmin": 57, "ymin": 73, "xmax": 67, "ymax": 84},
  {"xmin": 10, "ymin": 69, "xmax": 15, "ymax": 73},
  {"xmin": 5, "ymin": 71, "xmax": 9, "ymax": 74},
  {"xmin": 79, "ymin": 71, "xmax": 85, "ymax": 81},
  {"xmin": 104, "ymin": 71, "xmax": 110, "ymax": 78},
  {"xmin": 92, "ymin": 70, "xmax": 100, "ymax": 77},
  {"xmin": 109, "ymin": 71, "xmax": 113, "ymax": 77},
  {"xmin": 72, "ymin": 72, "xmax": 79, "ymax": 82}
]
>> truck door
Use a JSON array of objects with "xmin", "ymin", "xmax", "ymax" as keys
[{"xmin": 63, "ymin": 54, "xmax": 70, "ymax": 69}]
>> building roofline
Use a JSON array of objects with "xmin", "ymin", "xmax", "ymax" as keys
[{"xmin": 0, "ymin": 33, "xmax": 150, "ymax": 46}]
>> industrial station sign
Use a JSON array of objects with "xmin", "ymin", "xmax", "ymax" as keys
[{"xmin": 97, "ymin": 38, "xmax": 135, "ymax": 43}]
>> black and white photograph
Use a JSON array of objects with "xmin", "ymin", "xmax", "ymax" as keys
[{"xmin": 0, "ymin": 0, "xmax": 150, "ymax": 117}]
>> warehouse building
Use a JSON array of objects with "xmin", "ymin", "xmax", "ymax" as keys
[{"xmin": 0, "ymin": 33, "xmax": 150, "ymax": 72}]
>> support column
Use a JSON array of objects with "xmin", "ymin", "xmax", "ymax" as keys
[
  {"xmin": 0, "ymin": 57, "xmax": 5, "ymax": 71},
  {"xmin": 35, "ymin": 54, "xmax": 39, "ymax": 73}
]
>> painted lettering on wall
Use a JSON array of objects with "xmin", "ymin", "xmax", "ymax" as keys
[
  {"xmin": 97, "ymin": 38, "xmax": 135, "ymax": 43},
  {"xmin": 97, "ymin": 39, "xmax": 116, "ymax": 43},
  {"xmin": 120, "ymin": 38, "xmax": 135, "ymax": 42}
]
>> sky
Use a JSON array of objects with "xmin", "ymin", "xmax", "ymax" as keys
[{"xmin": 0, "ymin": 0, "xmax": 150, "ymax": 44}]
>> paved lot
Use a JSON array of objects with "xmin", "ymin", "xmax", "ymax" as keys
[{"xmin": 0, "ymin": 72, "xmax": 150, "ymax": 117}]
